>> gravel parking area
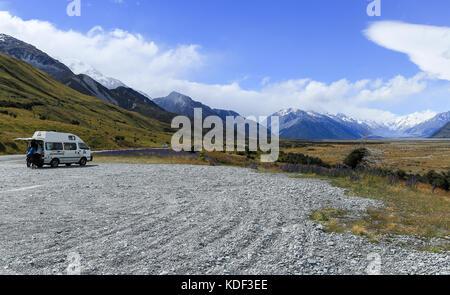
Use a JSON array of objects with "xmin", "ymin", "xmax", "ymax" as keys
[{"xmin": 0, "ymin": 157, "xmax": 448, "ymax": 275}]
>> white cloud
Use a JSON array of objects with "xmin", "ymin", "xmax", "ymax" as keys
[
  {"xmin": 0, "ymin": 11, "xmax": 203, "ymax": 82},
  {"xmin": 365, "ymin": 21, "xmax": 450, "ymax": 81},
  {"xmin": 0, "ymin": 12, "xmax": 440, "ymax": 122}
]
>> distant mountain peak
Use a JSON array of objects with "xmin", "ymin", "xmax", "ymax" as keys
[
  {"xmin": 65, "ymin": 58, "xmax": 127, "ymax": 90},
  {"xmin": 154, "ymin": 92, "xmax": 217, "ymax": 118}
]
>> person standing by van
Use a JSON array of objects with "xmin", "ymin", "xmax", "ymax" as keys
[
  {"xmin": 27, "ymin": 141, "xmax": 43, "ymax": 168},
  {"xmin": 26, "ymin": 142, "xmax": 37, "ymax": 167}
]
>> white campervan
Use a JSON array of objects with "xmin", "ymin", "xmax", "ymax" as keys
[{"xmin": 16, "ymin": 131, "xmax": 93, "ymax": 168}]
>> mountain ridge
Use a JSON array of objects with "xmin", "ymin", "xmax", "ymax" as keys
[
  {"xmin": 0, "ymin": 52, "xmax": 172, "ymax": 153},
  {"xmin": 153, "ymin": 91, "xmax": 242, "ymax": 120},
  {"xmin": 0, "ymin": 34, "xmax": 174, "ymax": 123}
]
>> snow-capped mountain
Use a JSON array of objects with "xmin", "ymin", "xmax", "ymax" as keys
[
  {"xmin": 270, "ymin": 108, "xmax": 450, "ymax": 140},
  {"xmin": 385, "ymin": 111, "xmax": 437, "ymax": 132},
  {"xmin": 65, "ymin": 58, "xmax": 127, "ymax": 90},
  {"xmin": 269, "ymin": 108, "xmax": 372, "ymax": 140},
  {"xmin": 404, "ymin": 111, "xmax": 450, "ymax": 137}
]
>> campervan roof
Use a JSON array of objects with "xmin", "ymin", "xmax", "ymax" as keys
[
  {"xmin": 34, "ymin": 131, "xmax": 82, "ymax": 142},
  {"xmin": 15, "ymin": 131, "xmax": 83, "ymax": 142}
]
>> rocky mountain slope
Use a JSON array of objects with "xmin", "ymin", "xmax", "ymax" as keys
[
  {"xmin": 0, "ymin": 34, "xmax": 174, "ymax": 123},
  {"xmin": 0, "ymin": 52, "xmax": 172, "ymax": 153},
  {"xmin": 0, "ymin": 33, "xmax": 74, "ymax": 82},
  {"xmin": 432, "ymin": 122, "xmax": 450, "ymax": 138}
]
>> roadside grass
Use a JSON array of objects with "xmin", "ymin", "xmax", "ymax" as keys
[
  {"xmin": 310, "ymin": 208, "xmax": 348, "ymax": 233},
  {"xmin": 94, "ymin": 150, "xmax": 254, "ymax": 167},
  {"xmin": 304, "ymin": 173, "xmax": 450, "ymax": 251},
  {"xmin": 95, "ymin": 155, "xmax": 209, "ymax": 166}
]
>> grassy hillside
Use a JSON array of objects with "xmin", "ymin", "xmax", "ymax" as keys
[
  {"xmin": 0, "ymin": 53, "xmax": 173, "ymax": 154},
  {"xmin": 432, "ymin": 123, "xmax": 450, "ymax": 138}
]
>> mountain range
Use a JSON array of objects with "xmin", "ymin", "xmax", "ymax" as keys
[
  {"xmin": 0, "ymin": 33, "xmax": 449, "ymax": 141},
  {"xmin": 268, "ymin": 108, "xmax": 450, "ymax": 140}
]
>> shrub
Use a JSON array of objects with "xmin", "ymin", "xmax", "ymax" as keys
[
  {"xmin": 395, "ymin": 169, "xmax": 407, "ymax": 180},
  {"xmin": 0, "ymin": 141, "xmax": 6, "ymax": 152},
  {"xmin": 71, "ymin": 120, "xmax": 80, "ymax": 126},
  {"xmin": 277, "ymin": 151, "xmax": 330, "ymax": 168},
  {"xmin": 425, "ymin": 170, "xmax": 449, "ymax": 191},
  {"xmin": 344, "ymin": 148, "xmax": 368, "ymax": 169}
]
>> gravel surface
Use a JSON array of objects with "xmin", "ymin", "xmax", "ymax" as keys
[{"xmin": 0, "ymin": 157, "xmax": 448, "ymax": 275}]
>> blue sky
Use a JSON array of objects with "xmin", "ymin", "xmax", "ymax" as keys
[{"xmin": 0, "ymin": 0, "xmax": 449, "ymax": 120}]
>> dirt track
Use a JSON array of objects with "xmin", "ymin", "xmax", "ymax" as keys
[{"xmin": 0, "ymin": 157, "xmax": 448, "ymax": 274}]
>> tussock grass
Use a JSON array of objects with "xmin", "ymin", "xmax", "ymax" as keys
[{"xmin": 330, "ymin": 176, "xmax": 450, "ymax": 240}]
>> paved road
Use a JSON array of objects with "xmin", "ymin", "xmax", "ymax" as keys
[
  {"xmin": 0, "ymin": 154, "xmax": 25, "ymax": 163},
  {"xmin": 0, "ymin": 161, "xmax": 448, "ymax": 275}
]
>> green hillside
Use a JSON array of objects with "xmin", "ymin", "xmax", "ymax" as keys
[
  {"xmin": 0, "ymin": 53, "xmax": 173, "ymax": 154},
  {"xmin": 432, "ymin": 123, "xmax": 450, "ymax": 138}
]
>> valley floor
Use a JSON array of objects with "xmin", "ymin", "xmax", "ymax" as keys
[{"xmin": 0, "ymin": 158, "xmax": 448, "ymax": 275}]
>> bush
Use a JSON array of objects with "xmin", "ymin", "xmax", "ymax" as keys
[
  {"xmin": 0, "ymin": 141, "xmax": 6, "ymax": 152},
  {"xmin": 278, "ymin": 151, "xmax": 330, "ymax": 168},
  {"xmin": 395, "ymin": 169, "xmax": 407, "ymax": 180},
  {"xmin": 71, "ymin": 120, "xmax": 80, "ymax": 126},
  {"xmin": 344, "ymin": 148, "xmax": 368, "ymax": 169},
  {"xmin": 425, "ymin": 170, "xmax": 449, "ymax": 191}
]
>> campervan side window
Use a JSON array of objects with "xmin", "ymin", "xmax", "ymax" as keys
[
  {"xmin": 78, "ymin": 142, "xmax": 90, "ymax": 150},
  {"xmin": 46, "ymin": 142, "xmax": 63, "ymax": 151},
  {"xmin": 68, "ymin": 135, "xmax": 76, "ymax": 141},
  {"xmin": 64, "ymin": 143, "xmax": 77, "ymax": 151}
]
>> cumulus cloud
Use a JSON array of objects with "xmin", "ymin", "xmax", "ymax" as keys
[
  {"xmin": 0, "ymin": 12, "xmax": 439, "ymax": 122},
  {"xmin": 0, "ymin": 11, "xmax": 203, "ymax": 81},
  {"xmin": 365, "ymin": 21, "xmax": 450, "ymax": 81}
]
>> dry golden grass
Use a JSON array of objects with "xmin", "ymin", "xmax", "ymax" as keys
[
  {"xmin": 327, "ymin": 175, "xmax": 450, "ymax": 248},
  {"xmin": 281, "ymin": 139, "xmax": 450, "ymax": 174},
  {"xmin": 95, "ymin": 155, "xmax": 209, "ymax": 166},
  {"xmin": 95, "ymin": 150, "xmax": 256, "ymax": 167}
]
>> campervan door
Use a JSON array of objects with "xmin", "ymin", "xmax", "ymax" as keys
[{"xmin": 62, "ymin": 142, "xmax": 80, "ymax": 163}]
